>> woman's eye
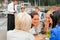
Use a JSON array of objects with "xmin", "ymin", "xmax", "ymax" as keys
[
  {"xmin": 46, "ymin": 17, "xmax": 50, "ymax": 19},
  {"xmin": 34, "ymin": 18, "xmax": 39, "ymax": 20}
]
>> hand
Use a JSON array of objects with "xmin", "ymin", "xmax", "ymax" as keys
[{"xmin": 14, "ymin": 10, "xmax": 17, "ymax": 13}]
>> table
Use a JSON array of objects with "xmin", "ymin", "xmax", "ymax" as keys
[{"xmin": 34, "ymin": 34, "xmax": 47, "ymax": 40}]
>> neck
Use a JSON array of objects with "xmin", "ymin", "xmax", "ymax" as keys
[
  {"xmin": 15, "ymin": 27, "xmax": 21, "ymax": 30},
  {"xmin": 13, "ymin": 2, "xmax": 15, "ymax": 4},
  {"xmin": 34, "ymin": 25, "xmax": 37, "ymax": 29},
  {"xmin": 25, "ymin": 30, "xmax": 29, "ymax": 32}
]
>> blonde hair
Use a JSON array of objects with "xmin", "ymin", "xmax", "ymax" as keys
[{"xmin": 15, "ymin": 13, "xmax": 31, "ymax": 31}]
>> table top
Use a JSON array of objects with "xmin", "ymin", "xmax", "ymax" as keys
[{"xmin": 34, "ymin": 34, "xmax": 47, "ymax": 40}]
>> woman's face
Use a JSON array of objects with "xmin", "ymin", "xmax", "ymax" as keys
[
  {"xmin": 32, "ymin": 15, "xmax": 40, "ymax": 27},
  {"xmin": 46, "ymin": 14, "xmax": 52, "ymax": 23},
  {"xmin": 45, "ymin": 15, "xmax": 51, "ymax": 23},
  {"xmin": 45, "ymin": 14, "xmax": 52, "ymax": 27},
  {"xmin": 21, "ymin": 8, "xmax": 25, "ymax": 12},
  {"xmin": 35, "ymin": 8, "xmax": 39, "ymax": 13}
]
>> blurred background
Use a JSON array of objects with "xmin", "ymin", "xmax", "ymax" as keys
[{"xmin": 0, "ymin": 0, "xmax": 60, "ymax": 40}]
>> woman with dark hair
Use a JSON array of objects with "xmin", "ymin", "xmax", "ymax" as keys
[
  {"xmin": 30, "ymin": 12, "xmax": 42, "ymax": 34},
  {"xmin": 50, "ymin": 11, "xmax": 58, "ymax": 28},
  {"xmin": 50, "ymin": 10, "xmax": 60, "ymax": 40}
]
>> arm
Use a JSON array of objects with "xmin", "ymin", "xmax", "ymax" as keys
[{"xmin": 50, "ymin": 29, "xmax": 57, "ymax": 40}]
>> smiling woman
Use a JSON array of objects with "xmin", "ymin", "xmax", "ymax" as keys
[{"xmin": 30, "ymin": 12, "xmax": 42, "ymax": 34}]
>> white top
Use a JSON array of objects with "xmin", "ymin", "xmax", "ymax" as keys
[
  {"xmin": 7, "ymin": 29, "xmax": 35, "ymax": 40},
  {"xmin": 30, "ymin": 27, "xmax": 36, "ymax": 34},
  {"xmin": 7, "ymin": 2, "xmax": 17, "ymax": 14},
  {"xmin": 30, "ymin": 26, "xmax": 41, "ymax": 34}
]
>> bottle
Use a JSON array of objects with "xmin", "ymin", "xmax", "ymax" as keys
[{"xmin": 46, "ymin": 27, "xmax": 50, "ymax": 38}]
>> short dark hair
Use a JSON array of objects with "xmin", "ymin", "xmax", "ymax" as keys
[
  {"xmin": 55, "ymin": 10, "xmax": 60, "ymax": 24},
  {"xmin": 35, "ymin": 7, "xmax": 40, "ymax": 10},
  {"xmin": 50, "ymin": 10, "xmax": 60, "ymax": 27},
  {"xmin": 30, "ymin": 11, "xmax": 39, "ymax": 18},
  {"xmin": 12, "ymin": 0, "xmax": 18, "ymax": 2},
  {"xmin": 21, "ymin": 7, "xmax": 25, "ymax": 9}
]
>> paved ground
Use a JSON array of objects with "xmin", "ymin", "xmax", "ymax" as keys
[
  {"xmin": 0, "ymin": 30, "xmax": 7, "ymax": 40},
  {"xmin": 0, "ymin": 17, "xmax": 7, "ymax": 30},
  {"xmin": 0, "ymin": 17, "xmax": 7, "ymax": 40}
]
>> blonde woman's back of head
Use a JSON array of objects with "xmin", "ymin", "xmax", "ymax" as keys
[{"xmin": 15, "ymin": 13, "xmax": 32, "ymax": 31}]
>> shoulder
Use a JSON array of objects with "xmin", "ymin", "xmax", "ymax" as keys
[
  {"xmin": 19, "ymin": 30, "xmax": 35, "ymax": 40},
  {"xmin": 51, "ymin": 28, "xmax": 56, "ymax": 34},
  {"xmin": 7, "ymin": 30, "xmax": 13, "ymax": 33},
  {"xmin": 24, "ymin": 11, "xmax": 27, "ymax": 14},
  {"xmin": 7, "ymin": 30, "xmax": 14, "ymax": 35},
  {"xmin": 8, "ymin": 2, "xmax": 13, "ymax": 6},
  {"xmin": 50, "ymin": 25, "xmax": 60, "ymax": 40},
  {"xmin": 51, "ymin": 25, "xmax": 60, "ymax": 32},
  {"xmin": 26, "ymin": 32, "xmax": 35, "ymax": 40},
  {"xmin": 23, "ymin": 31, "xmax": 35, "ymax": 40},
  {"xmin": 50, "ymin": 26, "xmax": 60, "ymax": 35},
  {"xmin": 30, "ymin": 27, "xmax": 35, "ymax": 32}
]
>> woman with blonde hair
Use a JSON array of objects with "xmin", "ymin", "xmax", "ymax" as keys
[{"xmin": 7, "ymin": 13, "xmax": 35, "ymax": 40}]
